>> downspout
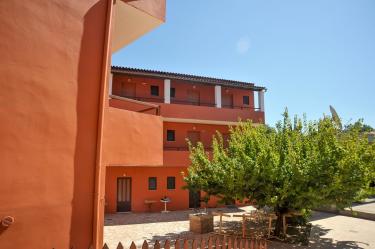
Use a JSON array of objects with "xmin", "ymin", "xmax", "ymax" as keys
[{"xmin": 92, "ymin": 0, "xmax": 114, "ymax": 248}]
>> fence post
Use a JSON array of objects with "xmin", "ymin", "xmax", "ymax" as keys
[
  {"xmin": 201, "ymin": 237, "xmax": 206, "ymax": 249},
  {"xmin": 208, "ymin": 237, "xmax": 213, "ymax": 249},
  {"xmin": 215, "ymin": 236, "xmax": 220, "ymax": 249},
  {"xmin": 154, "ymin": 241, "xmax": 161, "ymax": 249},
  {"xmin": 233, "ymin": 237, "xmax": 237, "ymax": 249},
  {"xmin": 244, "ymin": 239, "xmax": 248, "ymax": 249},
  {"xmin": 164, "ymin": 240, "xmax": 170, "ymax": 249},
  {"xmin": 130, "ymin": 242, "xmax": 137, "ymax": 249},
  {"xmin": 174, "ymin": 239, "xmax": 180, "ymax": 249},
  {"xmin": 142, "ymin": 241, "xmax": 149, "ymax": 249},
  {"xmin": 192, "ymin": 239, "xmax": 198, "ymax": 249},
  {"xmin": 103, "ymin": 243, "xmax": 110, "ymax": 249},
  {"xmin": 227, "ymin": 236, "xmax": 232, "ymax": 249},
  {"xmin": 222, "ymin": 236, "xmax": 228, "ymax": 249},
  {"xmin": 183, "ymin": 239, "xmax": 188, "ymax": 249},
  {"xmin": 116, "ymin": 242, "xmax": 124, "ymax": 249}
]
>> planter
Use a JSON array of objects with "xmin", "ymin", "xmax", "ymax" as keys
[{"xmin": 189, "ymin": 213, "xmax": 214, "ymax": 234}]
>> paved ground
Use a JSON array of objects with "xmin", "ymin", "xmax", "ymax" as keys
[
  {"xmin": 351, "ymin": 198, "xmax": 375, "ymax": 214},
  {"xmin": 104, "ymin": 206, "xmax": 375, "ymax": 249}
]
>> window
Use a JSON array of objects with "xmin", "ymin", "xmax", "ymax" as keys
[
  {"xmin": 170, "ymin": 87, "xmax": 176, "ymax": 98},
  {"xmin": 150, "ymin": 85, "xmax": 159, "ymax": 96},
  {"xmin": 243, "ymin": 96, "xmax": 250, "ymax": 105},
  {"xmin": 167, "ymin": 130, "xmax": 175, "ymax": 141},
  {"xmin": 148, "ymin": 177, "xmax": 157, "ymax": 190},
  {"xmin": 167, "ymin": 177, "xmax": 176, "ymax": 190}
]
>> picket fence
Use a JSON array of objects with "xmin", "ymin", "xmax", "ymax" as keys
[{"xmin": 103, "ymin": 235, "xmax": 267, "ymax": 249}]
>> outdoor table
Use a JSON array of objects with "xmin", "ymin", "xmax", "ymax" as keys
[
  {"xmin": 144, "ymin": 199, "xmax": 157, "ymax": 211},
  {"xmin": 160, "ymin": 197, "xmax": 171, "ymax": 213}
]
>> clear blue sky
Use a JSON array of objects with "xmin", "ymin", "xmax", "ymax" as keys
[{"xmin": 112, "ymin": 0, "xmax": 375, "ymax": 127}]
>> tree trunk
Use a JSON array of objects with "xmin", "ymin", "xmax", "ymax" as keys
[{"xmin": 274, "ymin": 207, "xmax": 288, "ymax": 237}]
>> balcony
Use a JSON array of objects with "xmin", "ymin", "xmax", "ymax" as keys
[
  {"xmin": 110, "ymin": 95, "xmax": 264, "ymax": 123},
  {"xmin": 159, "ymin": 102, "xmax": 264, "ymax": 123}
]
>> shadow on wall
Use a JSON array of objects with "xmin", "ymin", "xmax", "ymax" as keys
[{"xmin": 70, "ymin": 0, "xmax": 108, "ymax": 248}]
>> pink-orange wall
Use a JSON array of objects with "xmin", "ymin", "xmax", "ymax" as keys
[
  {"xmin": 171, "ymin": 80, "xmax": 216, "ymax": 105},
  {"xmin": 109, "ymin": 98, "xmax": 159, "ymax": 115},
  {"xmin": 163, "ymin": 122, "xmax": 230, "ymax": 149},
  {"xmin": 103, "ymin": 107, "xmax": 163, "ymax": 166},
  {"xmin": 160, "ymin": 103, "xmax": 265, "ymax": 123},
  {"xmin": 112, "ymin": 74, "xmax": 256, "ymax": 109},
  {"xmin": 113, "ymin": 74, "xmax": 164, "ymax": 102},
  {"xmin": 0, "ymin": 1, "xmax": 109, "ymax": 248},
  {"xmin": 105, "ymin": 167, "xmax": 189, "ymax": 213}
]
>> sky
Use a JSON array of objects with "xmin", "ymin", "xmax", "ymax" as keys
[{"xmin": 112, "ymin": 0, "xmax": 375, "ymax": 127}]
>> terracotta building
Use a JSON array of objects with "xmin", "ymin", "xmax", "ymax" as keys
[
  {"xmin": 0, "ymin": 0, "xmax": 166, "ymax": 248},
  {"xmin": 105, "ymin": 67, "xmax": 266, "ymax": 213}
]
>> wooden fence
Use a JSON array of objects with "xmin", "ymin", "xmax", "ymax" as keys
[{"xmin": 103, "ymin": 236, "xmax": 267, "ymax": 249}]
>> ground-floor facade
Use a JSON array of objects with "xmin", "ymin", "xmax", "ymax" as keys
[{"xmin": 105, "ymin": 166, "xmax": 228, "ymax": 213}]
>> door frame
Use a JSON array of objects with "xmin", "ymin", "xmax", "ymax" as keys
[{"xmin": 116, "ymin": 177, "xmax": 132, "ymax": 212}]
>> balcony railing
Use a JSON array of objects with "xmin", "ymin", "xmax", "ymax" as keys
[
  {"xmin": 117, "ymin": 95, "xmax": 262, "ymax": 111},
  {"xmin": 118, "ymin": 95, "xmax": 164, "ymax": 103},
  {"xmin": 164, "ymin": 146, "xmax": 212, "ymax": 151},
  {"xmin": 170, "ymin": 99, "xmax": 215, "ymax": 107}
]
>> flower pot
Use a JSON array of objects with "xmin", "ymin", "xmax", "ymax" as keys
[{"xmin": 189, "ymin": 213, "xmax": 214, "ymax": 234}]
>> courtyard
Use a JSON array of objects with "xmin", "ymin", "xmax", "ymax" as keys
[{"xmin": 104, "ymin": 205, "xmax": 375, "ymax": 249}]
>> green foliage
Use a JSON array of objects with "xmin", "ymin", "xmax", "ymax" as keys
[
  {"xmin": 184, "ymin": 109, "xmax": 375, "ymax": 215},
  {"xmin": 344, "ymin": 119, "xmax": 374, "ymax": 133}
]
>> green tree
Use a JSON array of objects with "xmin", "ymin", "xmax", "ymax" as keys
[{"xmin": 184, "ymin": 110, "xmax": 375, "ymax": 236}]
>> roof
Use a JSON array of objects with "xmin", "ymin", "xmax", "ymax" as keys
[{"xmin": 111, "ymin": 66, "xmax": 266, "ymax": 91}]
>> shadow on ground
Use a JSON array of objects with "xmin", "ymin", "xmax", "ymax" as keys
[
  {"xmin": 105, "ymin": 206, "xmax": 245, "ymax": 226},
  {"xmin": 268, "ymin": 224, "xmax": 369, "ymax": 249}
]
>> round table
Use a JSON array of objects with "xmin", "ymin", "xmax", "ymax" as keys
[{"xmin": 160, "ymin": 197, "xmax": 171, "ymax": 213}]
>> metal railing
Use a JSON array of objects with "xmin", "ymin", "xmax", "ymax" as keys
[
  {"xmin": 164, "ymin": 146, "xmax": 213, "ymax": 151},
  {"xmin": 113, "ymin": 95, "xmax": 262, "ymax": 111}
]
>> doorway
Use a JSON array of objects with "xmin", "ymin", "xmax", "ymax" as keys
[
  {"xmin": 187, "ymin": 89, "xmax": 200, "ymax": 105},
  {"xmin": 222, "ymin": 94, "xmax": 233, "ymax": 108},
  {"xmin": 117, "ymin": 177, "xmax": 132, "ymax": 212},
  {"xmin": 121, "ymin": 82, "xmax": 136, "ymax": 98}
]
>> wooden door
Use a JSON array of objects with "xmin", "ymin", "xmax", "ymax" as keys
[
  {"xmin": 222, "ymin": 94, "xmax": 233, "ymax": 108},
  {"xmin": 189, "ymin": 190, "xmax": 201, "ymax": 209},
  {"xmin": 121, "ymin": 82, "xmax": 136, "ymax": 98},
  {"xmin": 117, "ymin": 177, "xmax": 131, "ymax": 212},
  {"xmin": 187, "ymin": 90, "xmax": 200, "ymax": 105},
  {"xmin": 187, "ymin": 131, "xmax": 201, "ymax": 146}
]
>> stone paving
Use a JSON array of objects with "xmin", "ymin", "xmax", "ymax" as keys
[
  {"xmin": 350, "ymin": 198, "xmax": 375, "ymax": 215},
  {"xmin": 104, "ymin": 206, "xmax": 375, "ymax": 249}
]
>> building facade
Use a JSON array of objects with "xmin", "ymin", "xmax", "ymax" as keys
[
  {"xmin": 0, "ymin": 1, "xmax": 166, "ymax": 248},
  {"xmin": 105, "ymin": 67, "xmax": 266, "ymax": 213}
]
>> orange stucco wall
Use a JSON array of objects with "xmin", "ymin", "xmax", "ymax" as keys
[
  {"xmin": 112, "ymin": 74, "xmax": 256, "ymax": 109},
  {"xmin": 159, "ymin": 103, "xmax": 265, "ymax": 123},
  {"xmin": 103, "ymin": 107, "xmax": 163, "ymax": 166},
  {"xmin": 109, "ymin": 98, "xmax": 159, "ymax": 114},
  {"xmin": 105, "ymin": 167, "xmax": 189, "ymax": 213},
  {"xmin": 0, "ymin": 1, "xmax": 109, "ymax": 248},
  {"xmin": 163, "ymin": 122, "xmax": 230, "ymax": 149},
  {"xmin": 112, "ymin": 74, "xmax": 165, "ymax": 102}
]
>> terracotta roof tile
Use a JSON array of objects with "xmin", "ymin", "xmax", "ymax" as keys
[{"xmin": 111, "ymin": 66, "xmax": 266, "ymax": 91}]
